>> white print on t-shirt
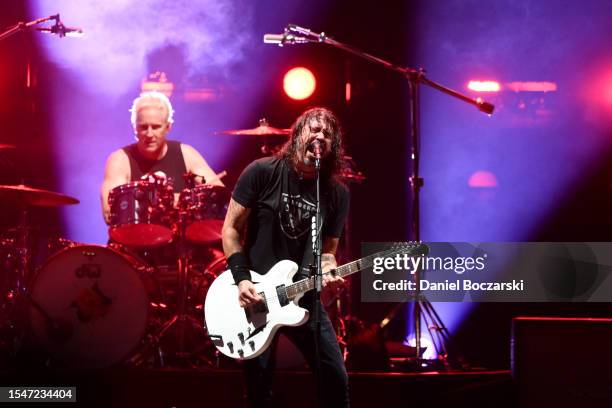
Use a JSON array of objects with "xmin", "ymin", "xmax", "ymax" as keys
[{"xmin": 279, "ymin": 192, "xmax": 316, "ymax": 239}]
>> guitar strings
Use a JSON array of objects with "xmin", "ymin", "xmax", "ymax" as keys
[{"xmin": 246, "ymin": 245, "xmax": 419, "ymax": 305}]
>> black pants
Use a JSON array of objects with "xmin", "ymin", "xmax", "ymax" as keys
[{"xmin": 243, "ymin": 296, "xmax": 349, "ymax": 408}]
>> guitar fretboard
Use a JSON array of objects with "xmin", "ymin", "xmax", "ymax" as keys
[{"xmin": 285, "ymin": 244, "xmax": 423, "ymax": 299}]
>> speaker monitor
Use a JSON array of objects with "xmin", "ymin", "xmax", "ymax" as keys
[{"xmin": 512, "ymin": 316, "xmax": 612, "ymax": 407}]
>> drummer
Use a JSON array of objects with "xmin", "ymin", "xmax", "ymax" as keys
[{"xmin": 100, "ymin": 91, "xmax": 224, "ymax": 224}]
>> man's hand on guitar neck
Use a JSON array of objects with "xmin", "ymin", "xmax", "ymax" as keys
[
  {"xmin": 322, "ymin": 253, "xmax": 345, "ymax": 292},
  {"xmin": 238, "ymin": 280, "xmax": 263, "ymax": 308}
]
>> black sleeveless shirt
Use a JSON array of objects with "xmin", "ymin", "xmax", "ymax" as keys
[{"xmin": 122, "ymin": 140, "xmax": 188, "ymax": 191}]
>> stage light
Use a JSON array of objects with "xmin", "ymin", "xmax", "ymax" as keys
[
  {"xmin": 599, "ymin": 75, "xmax": 612, "ymax": 107},
  {"xmin": 283, "ymin": 67, "xmax": 316, "ymax": 100},
  {"xmin": 345, "ymin": 82, "xmax": 352, "ymax": 103},
  {"xmin": 468, "ymin": 170, "xmax": 498, "ymax": 188},
  {"xmin": 467, "ymin": 80, "xmax": 501, "ymax": 92},
  {"xmin": 404, "ymin": 335, "xmax": 437, "ymax": 360},
  {"xmin": 506, "ymin": 81, "xmax": 557, "ymax": 93}
]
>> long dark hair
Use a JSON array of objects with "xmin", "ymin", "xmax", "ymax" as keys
[{"xmin": 277, "ymin": 107, "xmax": 345, "ymax": 181}]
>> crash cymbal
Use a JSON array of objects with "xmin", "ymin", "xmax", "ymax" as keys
[
  {"xmin": 217, "ymin": 118, "xmax": 290, "ymax": 136},
  {"xmin": 0, "ymin": 184, "xmax": 79, "ymax": 207}
]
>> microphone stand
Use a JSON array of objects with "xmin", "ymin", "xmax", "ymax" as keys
[
  {"xmin": 274, "ymin": 24, "xmax": 494, "ymax": 367},
  {"xmin": 310, "ymin": 151, "xmax": 323, "ymax": 406},
  {"xmin": 0, "ymin": 14, "xmax": 64, "ymax": 42}
]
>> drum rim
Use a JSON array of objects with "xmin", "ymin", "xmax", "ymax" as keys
[
  {"xmin": 109, "ymin": 180, "xmax": 170, "ymax": 192},
  {"xmin": 31, "ymin": 243, "xmax": 147, "ymax": 277},
  {"xmin": 108, "ymin": 225, "xmax": 175, "ymax": 248}
]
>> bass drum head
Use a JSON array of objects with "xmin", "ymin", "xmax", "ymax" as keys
[{"xmin": 29, "ymin": 245, "xmax": 150, "ymax": 370}]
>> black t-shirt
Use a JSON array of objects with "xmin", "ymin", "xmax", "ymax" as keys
[
  {"xmin": 122, "ymin": 140, "xmax": 188, "ymax": 191},
  {"xmin": 232, "ymin": 156, "xmax": 349, "ymax": 280}
]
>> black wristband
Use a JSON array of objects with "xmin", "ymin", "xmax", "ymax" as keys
[{"xmin": 227, "ymin": 251, "xmax": 251, "ymax": 284}]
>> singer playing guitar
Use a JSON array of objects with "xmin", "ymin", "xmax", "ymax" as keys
[{"xmin": 222, "ymin": 107, "xmax": 350, "ymax": 407}]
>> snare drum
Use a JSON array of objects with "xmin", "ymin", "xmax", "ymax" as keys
[
  {"xmin": 108, "ymin": 180, "xmax": 174, "ymax": 247},
  {"xmin": 178, "ymin": 185, "xmax": 230, "ymax": 243},
  {"xmin": 28, "ymin": 245, "xmax": 156, "ymax": 369}
]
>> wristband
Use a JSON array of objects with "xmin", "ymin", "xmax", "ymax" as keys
[{"xmin": 227, "ymin": 251, "xmax": 251, "ymax": 284}]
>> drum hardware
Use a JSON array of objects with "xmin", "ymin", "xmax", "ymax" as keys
[
  {"xmin": 0, "ymin": 193, "xmax": 76, "ymax": 278},
  {"xmin": 0, "ymin": 185, "xmax": 79, "ymax": 352},
  {"xmin": 128, "ymin": 208, "xmax": 219, "ymax": 368},
  {"xmin": 183, "ymin": 170, "xmax": 228, "ymax": 194},
  {"xmin": 123, "ymin": 177, "xmax": 227, "ymax": 367},
  {"xmin": 125, "ymin": 254, "xmax": 225, "ymax": 369}
]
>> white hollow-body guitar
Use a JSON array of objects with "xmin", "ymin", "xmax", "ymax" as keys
[{"xmin": 204, "ymin": 243, "xmax": 427, "ymax": 360}]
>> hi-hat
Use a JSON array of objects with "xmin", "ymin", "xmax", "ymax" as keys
[
  {"xmin": 217, "ymin": 118, "xmax": 290, "ymax": 136},
  {"xmin": 0, "ymin": 184, "xmax": 79, "ymax": 206}
]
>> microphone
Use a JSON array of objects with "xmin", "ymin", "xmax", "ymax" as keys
[
  {"xmin": 311, "ymin": 140, "xmax": 322, "ymax": 160},
  {"xmin": 37, "ymin": 20, "xmax": 83, "ymax": 38},
  {"xmin": 263, "ymin": 32, "xmax": 309, "ymax": 46},
  {"xmin": 263, "ymin": 33, "xmax": 286, "ymax": 44}
]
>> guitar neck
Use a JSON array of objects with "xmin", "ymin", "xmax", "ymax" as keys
[{"xmin": 285, "ymin": 245, "xmax": 420, "ymax": 299}]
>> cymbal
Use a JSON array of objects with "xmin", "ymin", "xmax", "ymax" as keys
[
  {"xmin": 217, "ymin": 118, "xmax": 290, "ymax": 136},
  {"xmin": 0, "ymin": 184, "xmax": 79, "ymax": 207}
]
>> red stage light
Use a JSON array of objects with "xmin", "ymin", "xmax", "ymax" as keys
[
  {"xmin": 467, "ymin": 80, "xmax": 501, "ymax": 92},
  {"xmin": 283, "ymin": 67, "xmax": 316, "ymax": 100}
]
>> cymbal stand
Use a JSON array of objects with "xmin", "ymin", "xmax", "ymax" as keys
[
  {"xmin": 0, "ymin": 206, "xmax": 31, "ymax": 306},
  {"xmin": 1, "ymin": 205, "xmax": 36, "ymax": 356}
]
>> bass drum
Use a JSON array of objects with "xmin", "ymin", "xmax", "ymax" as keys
[{"xmin": 28, "ymin": 245, "xmax": 156, "ymax": 370}]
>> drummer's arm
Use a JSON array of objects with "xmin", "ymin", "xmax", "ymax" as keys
[
  {"xmin": 100, "ymin": 150, "xmax": 131, "ymax": 225},
  {"xmin": 181, "ymin": 144, "xmax": 225, "ymax": 187}
]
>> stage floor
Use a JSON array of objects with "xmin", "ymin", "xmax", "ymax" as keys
[{"xmin": 1, "ymin": 367, "xmax": 514, "ymax": 407}]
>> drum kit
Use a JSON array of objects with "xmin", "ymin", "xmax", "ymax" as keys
[{"xmin": 0, "ymin": 121, "xmax": 365, "ymax": 371}]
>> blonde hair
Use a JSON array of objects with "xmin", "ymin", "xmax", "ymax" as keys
[{"xmin": 130, "ymin": 91, "xmax": 175, "ymax": 127}]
